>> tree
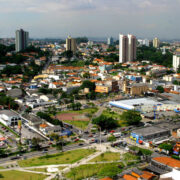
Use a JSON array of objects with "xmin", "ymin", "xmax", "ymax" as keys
[
  {"xmin": 81, "ymin": 80, "xmax": 95, "ymax": 91},
  {"xmin": 159, "ymin": 143, "xmax": 173, "ymax": 152},
  {"xmin": 92, "ymin": 115, "xmax": 118, "ymax": 130},
  {"xmin": 31, "ymin": 137, "xmax": 41, "ymax": 150},
  {"xmin": 156, "ymin": 86, "xmax": 164, "ymax": 93},
  {"xmin": 108, "ymin": 135, "xmax": 116, "ymax": 142},
  {"xmin": 61, "ymin": 50, "xmax": 73, "ymax": 59},
  {"xmin": 120, "ymin": 110, "xmax": 142, "ymax": 126}
]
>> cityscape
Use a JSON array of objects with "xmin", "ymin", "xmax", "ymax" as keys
[{"xmin": 0, "ymin": 1, "xmax": 180, "ymax": 180}]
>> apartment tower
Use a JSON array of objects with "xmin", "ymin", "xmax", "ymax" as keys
[
  {"xmin": 15, "ymin": 29, "xmax": 29, "ymax": 52},
  {"xmin": 119, "ymin": 34, "xmax": 136, "ymax": 63},
  {"xmin": 66, "ymin": 36, "xmax": 77, "ymax": 53},
  {"xmin": 153, "ymin": 37, "xmax": 160, "ymax": 48}
]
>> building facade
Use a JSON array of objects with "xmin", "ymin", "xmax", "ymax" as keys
[
  {"xmin": 107, "ymin": 37, "xmax": 113, "ymax": 45},
  {"xmin": 173, "ymin": 54, "xmax": 180, "ymax": 71},
  {"xmin": 15, "ymin": 29, "xmax": 29, "ymax": 52},
  {"xmin": 153, "ymin": 37, "xmax": 160, "ymax": 48},
  {"xmin": 119, "ymin": 34, "xmax": 136, "ymax": 63},
  {"xmin": 66, "ymin": 36, "xmax": 77, "ymax": 53}
]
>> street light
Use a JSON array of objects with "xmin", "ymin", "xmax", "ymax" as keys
[{"xmin": 98, "ymin": 125, "xmax": 102, "ymax": 147}]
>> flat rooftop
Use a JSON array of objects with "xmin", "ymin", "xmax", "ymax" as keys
[
  {"xmin": 109, "ymin": 98, "xmax": 162, "ymax": 110},
  {"xmin": 132, "ymin": 126, "xmax": 169, "ymax": 137}
]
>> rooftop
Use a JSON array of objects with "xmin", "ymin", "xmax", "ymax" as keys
[{"xmin": 153, "ymin": 157, "xmax": 180, "ymax": 168}]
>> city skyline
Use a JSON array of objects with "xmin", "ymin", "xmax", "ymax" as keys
[{"xmin": 0, "ymin": 0, "xmax": 180, "ymax": 39}]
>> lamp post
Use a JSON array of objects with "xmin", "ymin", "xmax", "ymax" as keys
[{"xmin": 98, "ymin": 125, "xmax": 102, "ymax": 148}]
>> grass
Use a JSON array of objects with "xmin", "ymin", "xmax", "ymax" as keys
[
  {"xmin": 58, "ymin": 166, "xmax": 66, "ymax": 170},
  {"xmin": 58, "ymin": 108, "xmax": 98, "ymax": 116},
  {"xmin": 18, "ymin": 149, "xmax": 96, "ymax": 167},
  {"xmin": 89, "ymin": 152, "xmax": 121, "ymax": 162},
  {"xmin": 122, "ymin": 153, "xmax": 140, "ymax": 162},
  {"xmin": 0, "ymin": 166, "xmax": 5, "ymax": 169},
  {"xmin": 64, "ymin": 120, "xmax": 89, "ymax": 130},
  {"xmin": 65, "ymin": 163, "xmax": 124, "ymax": 180},
  {"xmin": 0, "ymin": 170, "xmax": 47, "ymax": 180}
]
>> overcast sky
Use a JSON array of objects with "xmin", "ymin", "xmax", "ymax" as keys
[{"xmin": 0, "ymin": 0, "xmax": 180, "ymax": 39}]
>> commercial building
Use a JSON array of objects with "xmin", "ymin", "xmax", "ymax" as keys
[
  {"xmin": 107, "ymin": 37, "xmax": 113, "ymax": 45},
  {"xmin": 0, "ymin": 110, "xmax": 21, "ymax": 126},
  {"xmin": 95, "ymin": 85, "xmax": 110, "ymax": 93},
  {"xmin": 119, "ymin": 34, "xmax": 136, "ymax": 63},
  {"xmin": 15, "ymin": 29, "xmax": 29, "ymax": 52},
  {"xmin": 66, "ymin": 36, "xmax": 77, "ymax": 53},
  {"xmin": 153, "ymin": 37, "xmax": 160, "ymax": 48},
  {"xmin": 173, "ymin": 54, "xmax": 180, "ymax": 71},
  {"xmin": 109, "ymin": 97, "xmax": 180, "ymax": 113},
  {"xmin": 130, "ymin": 126, "xmax": 170, "ymax": 145}
]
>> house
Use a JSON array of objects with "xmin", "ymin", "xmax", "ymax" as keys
[
  {"xmin": 0, "ymin": 110, "xmax": 21, "ymax": 126},
  {"xmin": 7, "ymin": 88, "xmax": 23, "ymax": 98}
]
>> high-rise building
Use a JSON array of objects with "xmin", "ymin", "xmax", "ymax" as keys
[
  {"xmin": 153, "ymin": 37, "xmax": 160, "ymax": 48},
  {"xmin": 119, "ymin": 34, "xmax": 136, "ymax": 63},
  {"xmin": 107, "ymin": 37, "xmax": 113, "ymax": 45},
  {"xmin": 119, "ymin": 34, "xmax": 128, "ymax": 63},
  {"xmin": 173, "ymin": 54, "xmax": 180, "ymax": 71},
  {"xmin": 66, "ymin": 36, "xmax": 77, "ymax": 53},
  {"xmin": 128, "ymin": 34, "xmax": 137, "ymax": 62},
  {"xmin": 15, "ymin": 29, "xmax": 29, "ymax": 52}
]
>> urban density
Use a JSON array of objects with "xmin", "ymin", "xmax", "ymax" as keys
[{"xmin": 0, "ymin": 1, "xmax": 180, "ymax": 180}]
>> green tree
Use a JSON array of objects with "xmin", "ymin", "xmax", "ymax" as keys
[
  {"xmin": 108, "ymin": 135, "xmax": 116, "ymax": 142},
  {"xmin": 156, "ymin": 86, "xmax": 164, "ymax": 93},
  {"xmin": 120, "ymin": 110, "xmax": 142, "ymax": 126},
  {"xmin": 92, "ymin": 115, "xmax": 118, "ymax": 130},
  {"xmin": 159, "ymin": 143, "xmax": 173, "ymax": 152},
  {"xmin": 81, "ymin": 80, "xmax": 95, "ymax": 91}
]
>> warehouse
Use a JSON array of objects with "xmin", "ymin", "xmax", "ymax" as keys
[{"xmin": 109, "ymin": 98, "xmax": 180, "ymax": 113}]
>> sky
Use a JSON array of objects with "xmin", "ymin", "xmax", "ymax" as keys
[{"xmin": 0, "ymin": 0, "xmax": 180, "ymax": 40}]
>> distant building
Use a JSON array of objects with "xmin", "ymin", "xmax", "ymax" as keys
[
  {"xmin": 107, "ymin": 37, "xmax": 113, "ymax": 45},
  {"xmin": 119, "ymin": 34, "xmax": 136, "ymax": 63},
  {"xmin": 153, "ymin": 37, "xmax": 160, "ymax": 48},
  {"xmin": 66, "ymin": 36, "xmax": 77, "ymax": 53},
  {"xmin": 138, "ymin": 39, "xmax": 149, "ymax": 46},
  {"xmin": 15, "ymin": 29, "xmax": 29, "ymax": 52},
  {"xmin": 173, "ymin": 54, "xmax": 180, "ymax": 71}
]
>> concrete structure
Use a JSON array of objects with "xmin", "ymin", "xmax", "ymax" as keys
[
  {"xmin": 138, "ymin": 39, "xmax": 149, "ymax": 46},
  {"xmin": 15, "ymin": 29, "xmax": 29, "ymax": 52},
  {"xmin": 107, "ymin": 37, "xmax": 113, "ymax": 45},
  {"xmin": 131, "ymin": 126, "xmax": 170, "ymax": 144},
  {"xmin": 109, "ymin": 97, "xmax": 180, "ymax": 112},
  {"xmin": 153, "ymin": 37, "xmax": 160, "ymax": 48},
  {"xmin": 173, "ymin": 54, "xmax": 180, "ymax": 71},
  {"xmin": 0, "ymin": 110, "xmax": 21, "ymax": 126},
  {"xmin": 119, "ymin": 34, "xmax": 136, "ymax": 63},
  {"xmin": 119, "ymin": 34, "xmax": 128, "ymax": 63},
  {"xmin": 123, "ymin": 81, "xmax": 148, "ymax": 95},
  {"xmin": 128, "ymin": 34, "xmax": 137, "ymax": 62},
  {"xmin": 95, "ymin": 85, "xmax": 110, "ymax": 93},
  {"xmin": 66, "ymin": 36, "xmax": 77, "ymax": 53}
]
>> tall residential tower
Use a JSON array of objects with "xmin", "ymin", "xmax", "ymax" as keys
[
  {"xmin": 66, "ymin": 36, "xmax": 77, "ymax": 53},
  {"xmin": 119, "ymin": 34, "xmax": 136, "ymax": 63},
  {"xmin": 153, "ymin": 37, "xmax": 160, "ymax": 48},
  {"xmin": 15, "ymin": 29, "xmax": 29, "ymax": 52}
]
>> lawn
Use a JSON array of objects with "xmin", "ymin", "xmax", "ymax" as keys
[
  {"xmin": 122, "ymin": 153, "xmax": 140, "ymax": 162},
  {"xmin": 30, "ymin": 168, "xmax": 47, "ymax": 172},
  {"xmin": 65, "ymin": 163, "xmax": 124, "ymax": 180},
  {"xmin": 89, "ymin": 152, "xmax": 121, "ymax": 162},
  {"xmin": 18, "ymin": 149, "xmax": 96, "ymax": 167},
  {"xmin": 0, "ymin": 170, "xmax": 47, "ymax": 180},
  {"xmin": 58, "ymin": 108, "xmax": 98, "ymax": 116},
  {"xmin": 65, "ymin": 120, "xmax": 89, "ymax": 130}
]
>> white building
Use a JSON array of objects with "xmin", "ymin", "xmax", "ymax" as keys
[
  {"xmin": 0, "ymin": 110, "xmax": 21, "ymax": 126},
  {"xmin": 119, "ymin": 34, "xmax": 136, "ymax": 63},
  {"xmin": 173, "ymin": 54, "xmax": 180, "ymax": 71}
]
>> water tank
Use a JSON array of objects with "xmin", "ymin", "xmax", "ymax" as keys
[{"xmin": 177, "ymin": 129, "xmax": 180, "ymax": 137}]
